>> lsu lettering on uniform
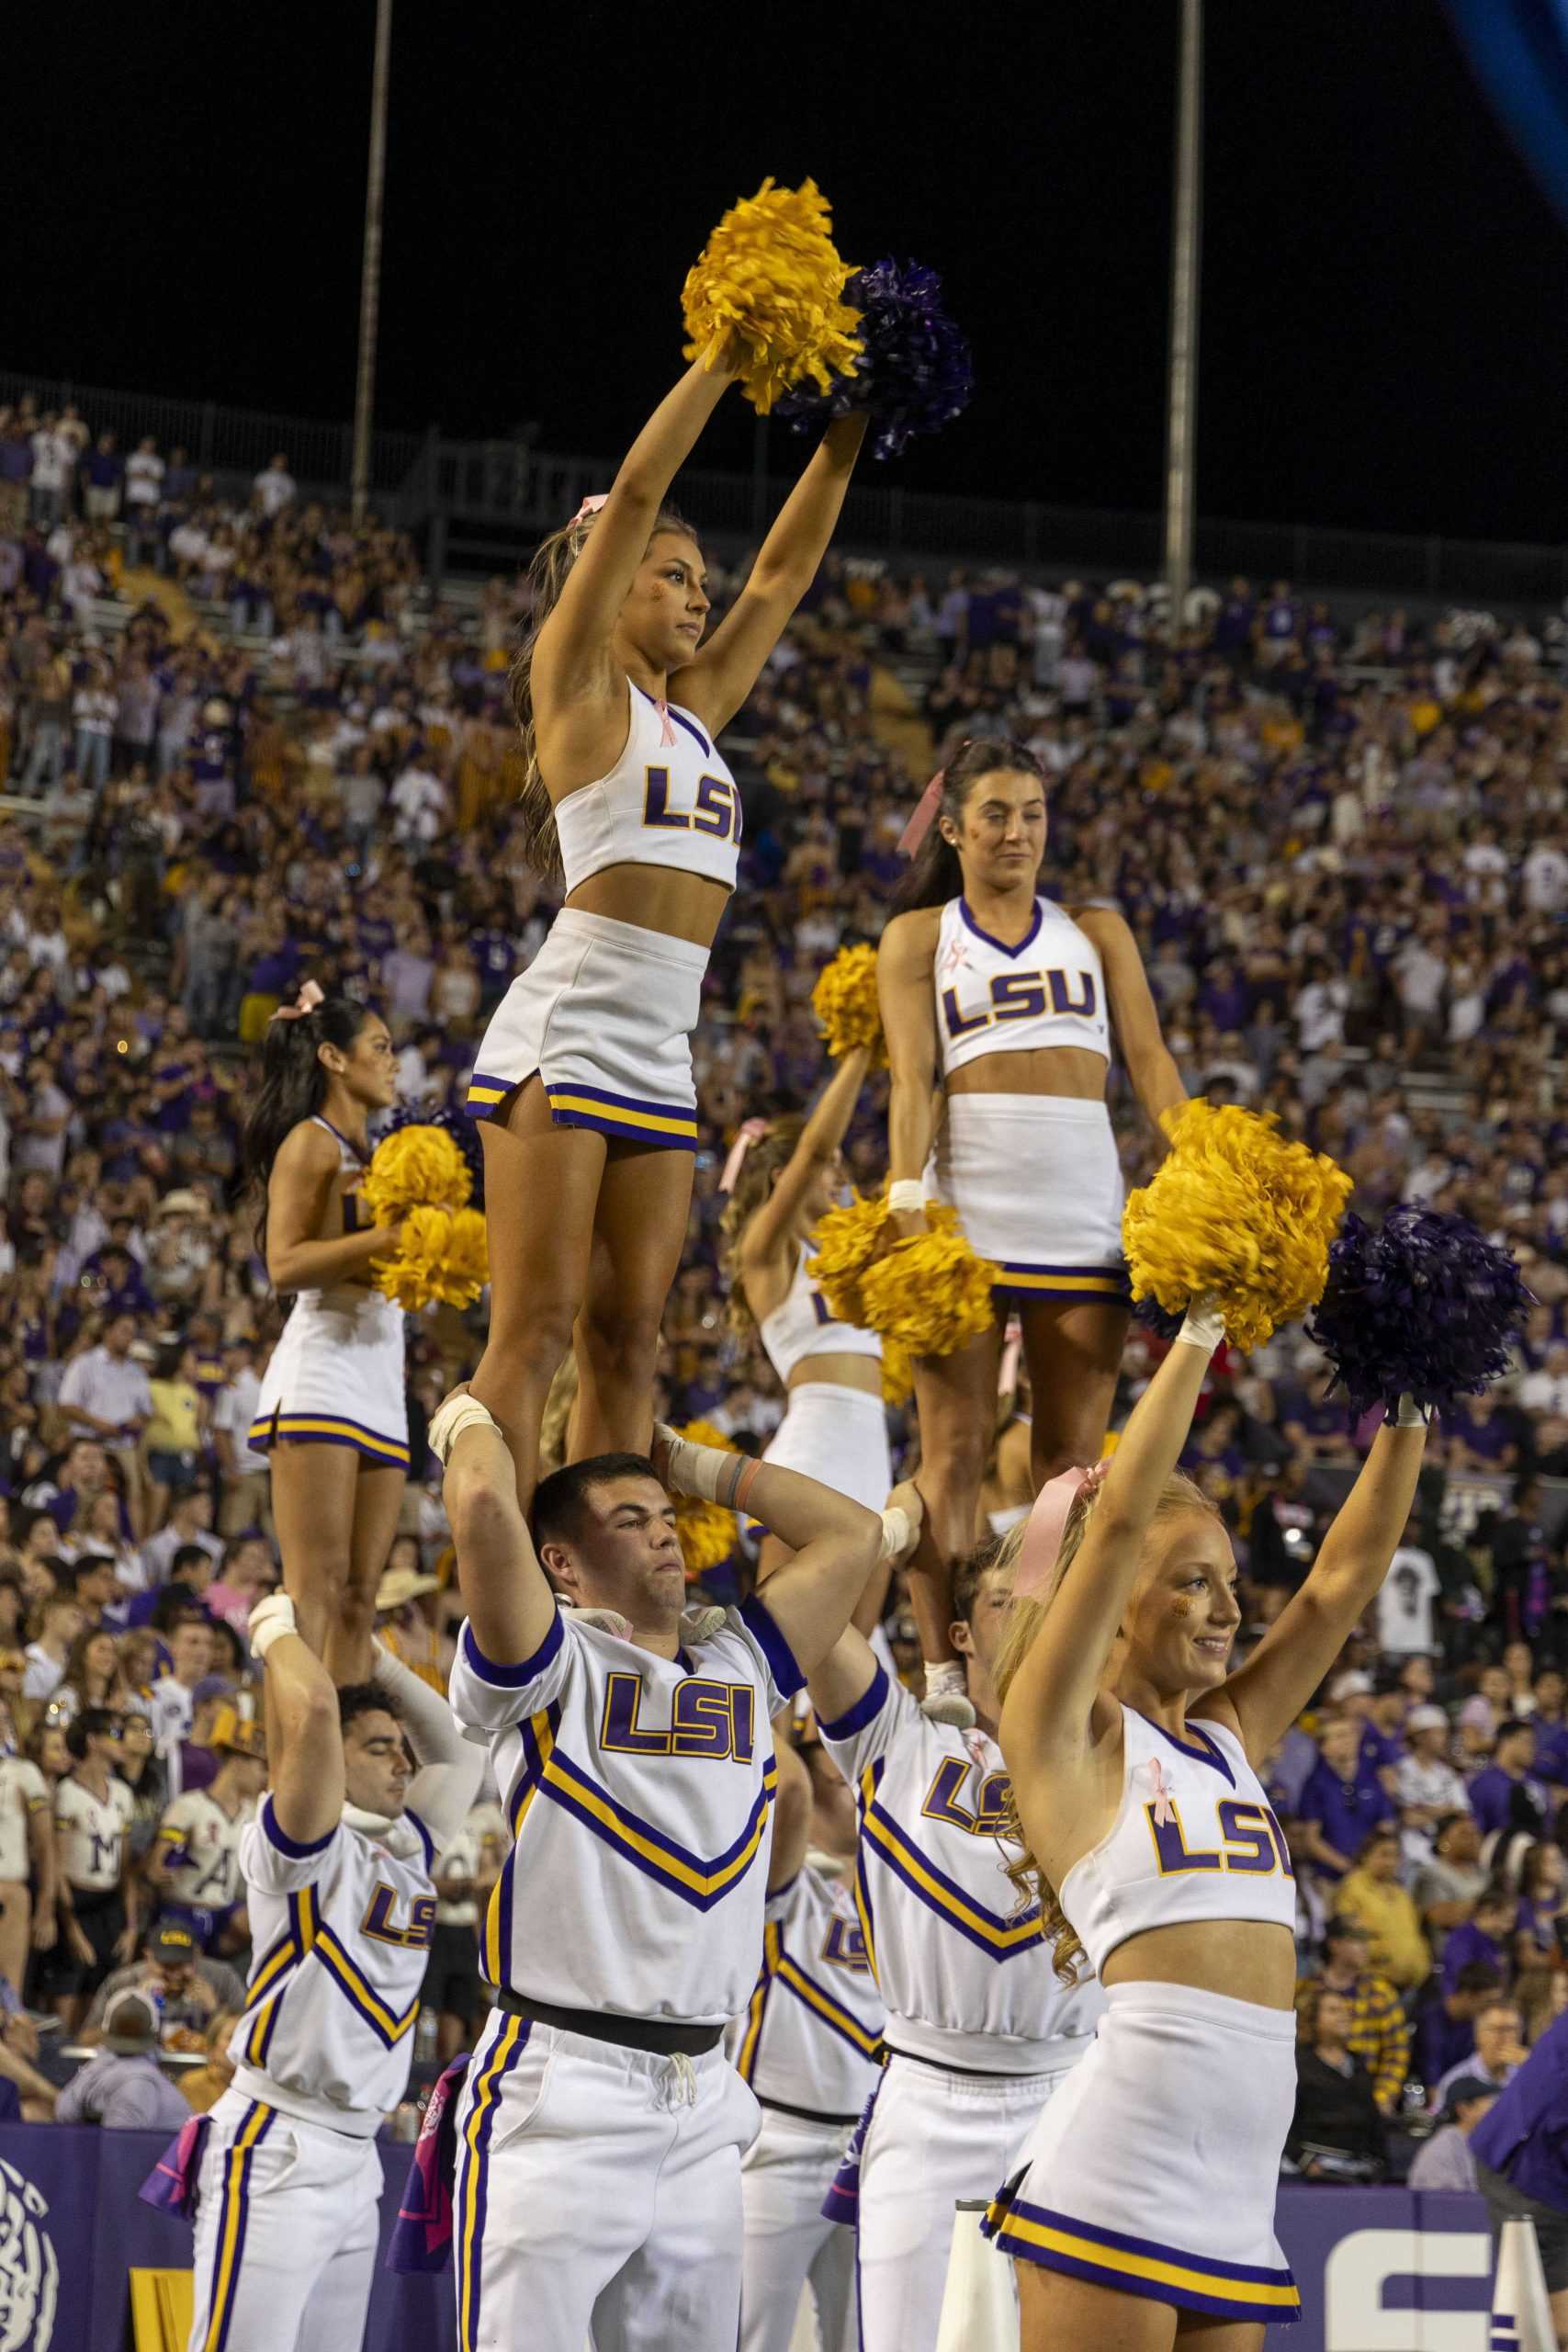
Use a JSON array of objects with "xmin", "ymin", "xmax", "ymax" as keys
[
  {"xmin": 984, "ymin": 1705, "xmax": 1303, "ymax": 2328},
  {"xmin": 248, "ymin": 1116, "xmax": 409, "ymax": 1468},
  {"xmin": 730, "ymin": 1862, "xmax": 885, "ymax": 2352},
  {"xmin": 467, "ymin": 679, "xmax": 740, "ymax": 1146},
  {"xmin": 447, "ymin": 1595, "xmax": 801, "ymax": 2352},
  {"xmin": 153, "ymin": 1789, "xmax": 248, "ymax": 1949},
  {"xmin": 758, "ymin": 1248, "xmax": 891, "ymax": 1514},
  {"xmin": 818, "ymin": 1662, "xmax": 1105, "ymax": 2352},
  {"xmin": 925, "ymin": 894, "xmax": 1127, "ymax": 1306},
  {"xmin": 186, "ymin": 1794, "xmax": 439, "ymax": 2352}
]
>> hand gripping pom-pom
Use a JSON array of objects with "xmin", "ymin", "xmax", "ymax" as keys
[
  {"xmin": 775, "ymin": 255, "xmax": 975, "ymax": 460},
  {"xmin": 378, "ymin": 1102, "xmax": 484, "ymax": 1209},
  {"xmin": 362, "ymin": 1124, "xmax": 472, "ymax": 1225},
  {"xmin": 1306, "ymin": 1205, "xmax": 1534, "ymax": 1418},
  {"xmin": 1121, "ymin": 1101, "xmax": 1352, "ymax": 1354},
  {"xmin": 682, "ymin": 178, "xmax": 863, "ymax": 416},
  {"xmin": 809, "ymin": 1193, "xmax": 998, "ymax": 1360},
  {"xmin": 373, "ymin": 1204, "xmax": 490, "ymax": 1315},
  {"xmin": 811, "ymin": 944, "xmax": 885, "ymax": 1065},
  {"xmin": 670, "ymin": 1420, "xmax": 741, "ymax": 1577}
]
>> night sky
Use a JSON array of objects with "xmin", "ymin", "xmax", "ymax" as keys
[{"xmin": 12, "ymin": 0, "xmax": 1568, "ymax": 542}]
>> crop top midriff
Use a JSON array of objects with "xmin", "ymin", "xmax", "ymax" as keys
[
  {"xmin": 757, "ymin": 1247, "xmax": 883, "ymax": 1384},
  {"xmin": 554, "ymin": 680, "xmax": 741, "ymax": 898}
]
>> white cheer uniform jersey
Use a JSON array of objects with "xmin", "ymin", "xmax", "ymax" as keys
[
  {"xmin": 154, "ymin": 1789, "xmax": 248, "ymax": 1918},
  {"xmin": 227, "ymin": 1792, "xmax": 437, "ymax": 2132},
  {"xmin": 934, "ymin": 894, "xmax": 1110, "ymax": 1077}
]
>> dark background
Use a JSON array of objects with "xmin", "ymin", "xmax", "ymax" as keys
[{"xmin": 10, "ymin": 1, "xmax": 1568, "ymax": 540}]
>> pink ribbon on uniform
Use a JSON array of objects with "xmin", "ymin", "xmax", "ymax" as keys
[
  {"xmin": 719, "ymin": 1117, "xmax": 769, "ymax": 1194},
  {"xmin": 997, "ymin": 1317, "xmax": 1021, "ymax": 1401},
  {"xmin": 569, "ymin": 493, "xmax": 608, "ymax": 528},
  {"xmin": 268, "ymin": 978, "xmax": 324, "ymax": 1024},
  {"xmin": 1145, "ymin": 1758, "xmax": 1177, "ymax": 1827},
  {"xmin": 897, "ymin": 769, "xmax": 946, "ymax": 859},
  {"xmin": 1012, "ymin": 1459, "xmax": 1110, "ymax": 1599}
]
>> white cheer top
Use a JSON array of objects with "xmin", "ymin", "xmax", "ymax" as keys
[
  {"xmin": 1060, "ymin": 1705, "xmax": 1297, "ymax": 1977},
  {"xmin": 555, "ymin": 679, "xmax": 741, "ymax": 898},
  {"xmin": 934, "ymin": 896, "xmax": 1110, "ymax": 1077},
  {"xmin": 731, "ymin": 1861, "xmax": 886, "ymax": 2118},
  {"xmin": 759, "ymin": 1246, "xmax": 883, "ymax": 1384}
]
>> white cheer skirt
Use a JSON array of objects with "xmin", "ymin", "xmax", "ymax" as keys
[
  {"xmin": 250, "ymin": 1285, "xmax": 408, "ymax": 1468},
  {"xmin": 762, "ymin": 1384, "xmax": 892, "ymax": 1514},
  {"xmin": 926, "ymin": 1093, "xmax": 1127, "ymax": 1306},
  {"xmin": 983, "ymin": 1981, "xmax": 1301, "ymax": 2328},
  {"xmin": 466, "ymin": 908, "xmax": 708, "ymax": 1151}
]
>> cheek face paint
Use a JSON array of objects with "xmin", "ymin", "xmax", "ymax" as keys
[{"xmin": 1168, "ymin": 1598, "xmax": 1192, "ymax": 1620}]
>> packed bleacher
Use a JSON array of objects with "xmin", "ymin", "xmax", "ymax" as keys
[{"xmin": 0, "ymin": 383, "xmax": 1565, "ymax": 2186}]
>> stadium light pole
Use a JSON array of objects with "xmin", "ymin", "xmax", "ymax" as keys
[
  {"xmin": 351, "ymin": 0, "xmax": 393, "ymax": 523},
  {"xmin": 1162, "ymin": 0, "xmax": 1203, "ymax": 620}
]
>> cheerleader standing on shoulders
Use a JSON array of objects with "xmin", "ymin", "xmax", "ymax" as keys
[
  {"xmin": 986, "ymin": 1307, "xmax": 1430, "ymax": 2346},
  {"xmin": 877, "ymin": 736, "xmax": 1184, "ymax": 1708},
  {"xmin": 720, "ymin": 1046, "xmax": 891, "ymax": 1569},
  {"xmin": 465, "ymin": 352, "xmax": 869, "ymax": 1508},
  {"xmin": 241, "ymin": 986, "xmax": 407, "ymax": 1682}
]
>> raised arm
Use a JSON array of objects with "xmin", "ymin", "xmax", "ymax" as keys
[
  {"xmin": 249, "ymin": 1594, "xmax": 344, "ymax": 1847},
  {"xmin": 368, "ymin": 1638, "xmax": 484, "ymax": 1852},
  {"xmin": 1210, "ymin": 1407, "xmax": 1427, "ymax": 1763},
  {"xmin": 1077, "ymin": 907, "xmax": 1187, "ymax": 1131},
  {"xmin": 741, "ymin": 1046, "xmax": 871, "ymax": 1272},
  {"xmin": 878, "ymin": 910, "xmax": 942, "ymax": 1232},
  {"xmin": 768, "ymin": 1725, "xmax": 813, "ymax": 1894},
  {"xmin": 533, "ymin": 354, "xmax": 739, "ymax": 704},
  {"xmin": 265, "ymin": 1123, "xmax": 399, "ymax": 1293},
  {"xmin": 437, "ymin": 1396, "xmax": 559, "ymax": 1667},
  {"xmin": 998, "ymin": 1308, "xmax": 1221, "ymax": 1784},
  {"xmin": 674, "ymin": 415, "xmax": 869, "ymax": 734}
]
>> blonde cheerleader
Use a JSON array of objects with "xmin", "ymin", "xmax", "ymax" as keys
[
  {"xmin": 877, "ymin": 735, "xmax": 1185, "ymax": 1706},
  {"xmin": 720, "ymin": 1046, "xmax": 889, "ymax": 1572},
  {"xmin": 986, "ymin": 1307, "xmax": 1430, "ymax": 2346},
  {"xmin": 463, "ymin": 350, "xmax": 868, "ymax": 1510},
  {"xmin": 241, "ymin": 985, "xmax": 406, "ymax": 1680}
]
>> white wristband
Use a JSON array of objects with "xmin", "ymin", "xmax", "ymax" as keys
[
  {"xmin": 1175, "ymin": 1298, "xmax": 1226, "ymax": 1352},
  {"xmin": 654, "ymin": 1423, "xmax": 747, "ymax": 1508},
  {"xmin": 249, "ymin": 1593, "xmax": 299, "ymax": 1661},
  {"xmin": 887, "ymin": 1180, "xmax": 927, "ymax": 1216},
  {"xmin": 1393, "ymin": 1395, "xmax": 1429, "ymax": 1429},
  {"xmin": 879, "ymin": 1505, "xmax": 915, "ymax": 1564}
]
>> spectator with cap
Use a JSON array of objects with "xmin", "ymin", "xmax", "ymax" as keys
[
  {"xmin": 1397, "ymin": 1708, "xmax": 1471, "ymax": 1839},
  {"xmin": 82, "ymin": 1914, "xmax": 246, "ymax": 2046},
  {"xmin": 1407, "ymin": 2074, "xmax": 1502, "ymax": 2192},
  {"xmin": 55, "ymin": 1990, "xmax": 192, "ymax": 2132},
  {"xmin": 146, "ymin": 1707, "xmax": 266, "ymax": 1949},
  {"xmin": 373, "ymin": 1545, "xmax": 446, "ymax": 1692},
  {"xmin": 1307, "ymin": 1917, "xmax": 1411, "ymax": 2115},
  {"xmin": 1299, "ymin": 1714, "xmax": 1397, "ymax": 1881},
  {"xmin": 1470, "ymin": 1720, "xmax": 1550, "ymax": 1844}
]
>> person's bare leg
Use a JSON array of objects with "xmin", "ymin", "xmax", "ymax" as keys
[
  {"xmin": 569, "ymin": 1143, "xmax": 695, "ymax": 1461},
  {"xmin": 1020, "ymin": 1297, "xmax": 1130, "ymax": 1487},
  {"xmin": 905, "ymin": 1323, "xmax": 1002, "ymax": 1668},
  {"xmin": 324, "ymin": 1463, "xmax": 405, "ymax": 1686},
  {"xmin": 267, "ymin": 1442, "xmax": 364, "ymax": 1661},
  {"xmin": 1019, "ymin": 2260, "xmax": 1180, "ymax": 2352}
]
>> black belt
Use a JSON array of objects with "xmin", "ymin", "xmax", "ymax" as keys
[
  {"xmin": 496, "ymin": 1988, "xmax": 723, "ymax": 2057},
  {"xmin": 883, "ymin": 2040, "xmax": 1054, "ymax": 2083},
  {"xmin": 758, "ymin": 2093, "xmax": 863, "ymax": 2128}
]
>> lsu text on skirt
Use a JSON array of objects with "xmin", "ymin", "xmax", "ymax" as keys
[
  {"xmin": 466, "ymin": 908, "xmax": 708, "ymax": 1151},
  {"xmin": 250, "ymin": 1285, "xmax": 408, "ymax": 1469},
  {"xmin": 983, "ymin": 1980, "xmax": 1302, "ymax": 2327},
  {"xmin": 926, "ymin": 1093, "xmax": 1127, "ymax": 1306}
]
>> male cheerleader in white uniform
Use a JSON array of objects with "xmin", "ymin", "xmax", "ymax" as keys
[
  {"xmin": 434, "ymin": 1389, "xmax": 903, "ymax": 2352},
  {"xmin": 733, "ymin": 1730, "xmax": 885, "ymax": 2352},
  {"xmin": 185, "ymin": 1595, "xmax": 481, "ymax": 2352},
  {"xmin": 807, "ymin": 1532, "xmax": 1105, "ymax": 2352}
]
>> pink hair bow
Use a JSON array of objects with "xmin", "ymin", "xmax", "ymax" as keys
[
  {"xmin": 719, "ymin": 1117, "xmax": 769, "ymax": 1194},
  {"xmin": 897, "ymin": 769, "xmax": 945, "ymax": 859},
  {"xmin": 1012, "ymin": 1458, "xmax": 1110, "ymax": 1600},
  {"xmin": 268, "ymin": 978, "xmax": 324, "ymax": 1024},
  {"xmin": 569, "ymin": 493, "xmax": 608, "ymax": 529}
]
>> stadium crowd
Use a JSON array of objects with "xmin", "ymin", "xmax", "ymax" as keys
[{"xmin": 0, "ymin": 390, "xmax": 1564, "ymax": 2182}]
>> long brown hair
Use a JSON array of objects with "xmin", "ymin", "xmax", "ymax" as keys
[
  {"xmin": 889, "ymin": 736, "xmax": 1050, "ymax": 917},
  {"xmin": 718, "ymin": 1116, "xmax": 807, "ymax": 1333},
  {"xmin": 994, "ymin": 1468, "xmax": 1222, "ymax": 1983},
  {"xmin": 511, "ymin": 502, "xmax": 702, "ymax": 881}
]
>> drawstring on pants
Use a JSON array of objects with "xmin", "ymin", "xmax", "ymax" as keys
[{"xmin": 658, "ymin": 2052, "xmax": 697, "ymax": 2111}]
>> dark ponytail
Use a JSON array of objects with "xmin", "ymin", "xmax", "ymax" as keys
[
  {"xmin": 889, "ymin": 736, "xmax": 1051, "ymax": 916},
  {"xmin": 240, "ymin": 994, "xmax": 376, "ymax": 1247}
]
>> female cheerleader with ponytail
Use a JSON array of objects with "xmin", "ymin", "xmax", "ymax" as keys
[
  {"xmin": 464, "ymin": 347, "xmax": 868, "ymax": 1509},
  {"xmin": 719, "ymin": 1046, "xmax": 890, "ymax": 1568},
  {"xmin": 876, "ymin": 736, "xmax": 1185, "ymax": 1711},
  {"xmin": 985, "ymin": 1300, "xmax": 1434, "ymax": 2345},
  {"xmin": 241, "ymin": 985, "xmax": 406, "ymax": 1681}
]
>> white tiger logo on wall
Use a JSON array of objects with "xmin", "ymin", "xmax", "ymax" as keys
[{"xmin": 0, "ymin": 2160, "xmax": 56, "ymax": 2350}]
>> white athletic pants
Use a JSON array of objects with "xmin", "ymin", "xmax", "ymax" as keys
[
  {"xmin": 186, "ymin": 2087, "xmax": 383, "ymax": 2352},
  {"xmin": 452, "ymin": 2008, "xmax": 761, "ymax": 2352},
  {"xmin": 739, "ymin": 2106, "xmax": 860, "ymax": 2352},
  {"xmin": 855, "ymin": 2054, "xmax": 1066, "ymax": 2352}
]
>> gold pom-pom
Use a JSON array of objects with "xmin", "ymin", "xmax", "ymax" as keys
[
  {"xmin": 1122, "ymin": 1101, "xmax": 1352, "ymax": 1352},
  {"xmin": 809, "ymin": 1193, "xmax": 998, "ymax": 1360},
  {"xmin": 880, "ymin": 1332, "xmax": 914, "ymax": 1407},
  {"xmin": 682, "ymin": 178, "xmax": 863, "ymax": 416},
  {"xmin": 811, "ymin": 944, "xmax": 885, "ymax": 1066},
  {"xmin": 363, "ymin": 1125, "xmax": 471, "ymax": 1224},
  {"xmin": 671, "ymin": 1419, "xmax": 739, "ymax": 1578},
  {"xmin": 372, "ymin": 1204, "xmax": 490, "ymax": 1314}
]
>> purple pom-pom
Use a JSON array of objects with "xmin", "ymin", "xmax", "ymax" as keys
[
  {"xmin": 379, "ymin": 1101, "xmax": 485, "ymax": 1211},
  {"xmin": 775, "ymin": 256, "xmax": 974, "ymax": 460},
  {"xmin": 1305, "ymin": 1206, "xmax": 1532, "ymax": 1417}
]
